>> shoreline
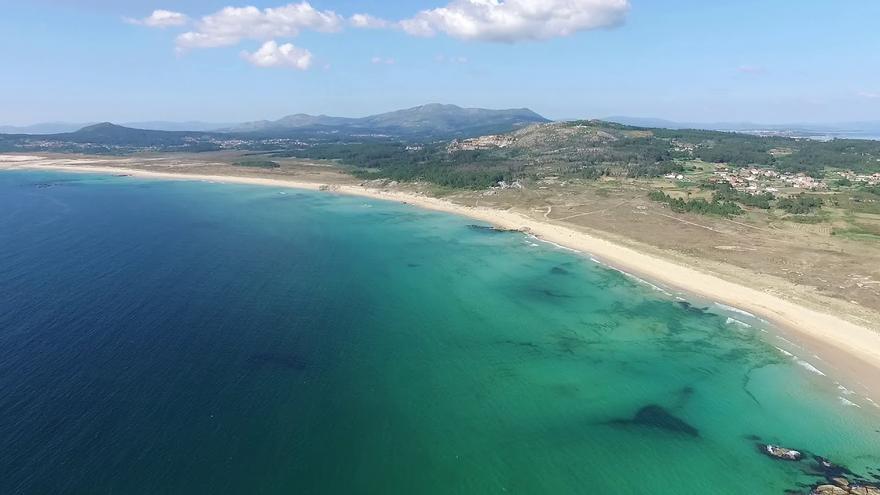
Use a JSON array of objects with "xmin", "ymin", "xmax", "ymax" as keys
[{"xmin": 6, "ymin": 162, "xmax": 880, "ymax": 402}]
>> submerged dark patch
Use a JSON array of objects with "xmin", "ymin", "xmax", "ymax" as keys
[
  {"xmin": 610, "ymin": 405, "xmax": 700, "ymax": 437},
  {"xmin": 498, "ymin": 339, "xmax": 542, "ymax": 351},
  {"xmin": 535, "ymin": 288, "xmax": 574, "ymax": 299},
  {"xmin": 550, "ymin": 266, "xmax": 571, "ymax": 275},
  {"xmin": 32, "ymin": 182, "xmax": 69, "ymax": 189},
  {"xmin": 676, "ymin": 301, "xmax": 710, "ymax": 315},
  {"xmin": 467, "ymin": 224, "xmax": 520, "ymax": 234}
]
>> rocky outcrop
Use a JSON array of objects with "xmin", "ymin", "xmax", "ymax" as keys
[
  {"xmin": 813, "ymin": 486, "xmax": 849, "ymax": 495},
  {"xmin": 761, "ymin": 444, "xmax": 803, "ymax": 461},
  {"xmin": 812, "ymin": 483, "xmax": 880, "ymax": 495},
  {"xmin": 447, "ymin": 134, "xmax": 516, "ymax": 152},
  {"xmin": 754, "ymin": 441, "xmax": 880, "ymax": 494}
]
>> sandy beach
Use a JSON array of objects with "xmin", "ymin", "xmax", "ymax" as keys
[{"xmin": 5, "ymin": 158, "xmax": 880, "ymax": 402}]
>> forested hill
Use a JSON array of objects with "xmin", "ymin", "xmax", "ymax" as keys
[{"xmin": 278, "ymin": 120, "xmax": 880, "ymax": 189}]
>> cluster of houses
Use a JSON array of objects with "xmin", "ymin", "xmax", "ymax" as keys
[
  {"xmin": 664, "ymin": 166, "xmax": 835, "ymax": 194},
  {"xmin": 710, "ymin": 166, "xmax": 827, "ymax": 193},
  {"xmin": 838, "ymin": 170, "xmax": 880, "ymax": 186},
  {"xmin": 667, "ymin": 165, "xmax": 880, "ymax": 194}
]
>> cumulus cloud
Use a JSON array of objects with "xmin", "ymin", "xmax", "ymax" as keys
[
  {"xmin": 177, "ymin": 2, "xmax": 343, "ymax": 50},
  {"xmin": 399, "ymin": 0, "xmax": 630, "ymax": 42},
  {"xmin": 125, "ymin": 9, "xmax": 189, "ymax": 28},
  {"xmin": 241, "ymin": 40, "xmax": 313, "ymax": 69},
  {"xmin": 858, "ymin": 91, "xmax": 880, "ymax": 99},
  {"xmin": 371, "ymin": 56, "xmax": 396, "ymax": 65},
  {"xmin": 350, "ymin": 13, "xmax": 391, "ymax": 29}
]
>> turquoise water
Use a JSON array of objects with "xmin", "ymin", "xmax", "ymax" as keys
[{"xmin": 1, "ymin": 170, "xmax": 878, "ymax": 494}]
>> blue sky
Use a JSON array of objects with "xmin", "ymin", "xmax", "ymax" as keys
[{"xmin": 1, "ymin": 0, "xmax": 879, "ymax": 125}]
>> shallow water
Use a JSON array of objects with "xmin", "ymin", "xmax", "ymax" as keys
[{"xmin": 1, "ymin": 170, "xmax": 878, "ymax": 494}]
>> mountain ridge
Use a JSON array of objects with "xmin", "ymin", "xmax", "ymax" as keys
[
  {"xmin": 224, "ymin": 104, "xmax": 549, "ymax": 135},
  {"xmin": 0, "ymin": 104, "xmax": 550, "ymax": 139}
]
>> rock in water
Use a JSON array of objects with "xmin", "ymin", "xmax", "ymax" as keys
[
  {"xmin": 761, "ymin": 444, "xmax": 803, "ymax": 461},
  {"xmin": 812, "ymin": 485, "xmax": 849, "ymax": 495},
  {"xmin": 810, "ymin": 485, "xmax": 880, "ymax": 495}
]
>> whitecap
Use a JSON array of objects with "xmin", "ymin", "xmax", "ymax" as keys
[
  {"xmin": 837, "ymin": 384, "xmax": 856, "ymax": 396},
  {"xmin": 714, "ymin": 302, "xmax": 756, "ymax": 318},
  {"xmin": 795, "ymin": 358, "xmax": 826, "ymax": 376},
  {"xmin": 619, "ymin": 272, "xmax": 673, "ymax": 296},
  {"xmin": 526, "ymin": 234, "xmax": 581, "ymax": 254},
  {"xmin": 775, "ymin": 336, "xmax": 803, "ymax": 350},
  {"xmin": 774, "ymin": 346, "xmax": 794, "ymax": 357},
  {"xmin": 726, "ymin": 317, "xmax": 752, "ymax": 329}
]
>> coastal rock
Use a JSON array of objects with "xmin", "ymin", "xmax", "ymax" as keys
[
  {"xmin": 761, "ymin": 444, "xmax": 803, "ymax": 461},
  {"xmin": 831, "ymin": 477, "xmax": 850, "ymax": 488},
  {"xmin": 811, "ymin": 483, "xmax": 880, "ymax": 495},
  {"xmin": 812, "ymin": 485, "xmax": 849, "ymax": 495},
  {"xmin": 851, "ymin": 486, "xmax": 880, "ymax": 495}
]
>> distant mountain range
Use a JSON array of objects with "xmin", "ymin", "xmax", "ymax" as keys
[
  {"xmin": 604, "ymin": 116, "xmax": 880, "ymax": 138},
  {"xmin": 0, "ymin": 121, "xmax": 235, "ymax": 134},
  {"xmin": 223, "ymin": 104, "xmax": 549, "ymax": 136},
  {"xmin": 1, "ymin": 104, "xmax": 550, "ymax": 138}
]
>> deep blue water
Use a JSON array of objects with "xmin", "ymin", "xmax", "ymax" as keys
[{"xmin": 1, "ymin": 170, "xmax": 878, "ymax": 494}]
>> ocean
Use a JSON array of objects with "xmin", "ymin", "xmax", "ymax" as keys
[{"xmin": 1, "ymin": 170, "xmax": 878, "ymax": 494}]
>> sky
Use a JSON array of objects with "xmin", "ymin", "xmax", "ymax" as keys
[{"xmin": 1, "ymin": 0, "xmax": 879, "ymax": 125}]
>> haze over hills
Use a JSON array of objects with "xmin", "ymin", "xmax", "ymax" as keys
[
  {"xmin": 0, "ymin": 104, "xmax": 552, "ymax": 152},
  {"xmin": 9, "ymin": 108, "xmax": 880, "ymax": 140},
  {"xmin": 224, "ymin": 104, "xmax": 550, "ymax": 136},
  {"xmin": 605, "ymin": 116, "xmax": 880, "ymax": 138},
  {"xmin": 0, "ymin": 104, "xmax": 550, "ymax": 137},
  {"xmin": 0, "ymin": 121, "xmax": 234, "ymax": 134}
]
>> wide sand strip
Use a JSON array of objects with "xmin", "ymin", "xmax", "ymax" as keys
[{"xmin": 6, "ymin": 161, "xmax": 880, "ymax": 401}]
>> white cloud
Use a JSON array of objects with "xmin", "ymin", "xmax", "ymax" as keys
[
  {"xmin": 371, "ymin": 56, "xmax": 396, "ymax": 65},
  {"xmin": 241, "ymin": 40, "xmax": 313, "ymax": 69},
  {"xmin": 399, "ymin": 0, "xmax": 630, "ymax": 42},
  {"xmin": 125, "ymin": 9, "xmax": 189, "ymax": 28},
  {"xmin": 350, "ymin": 13, "xmax": 390, "ymax": 29},
  {"xmin": 858, "ymin": 91, "xmax": 880, "ymax": 99},
  {"xmin": 177, "ymin": 2, "xmax": 343, "ymax": 50}
]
